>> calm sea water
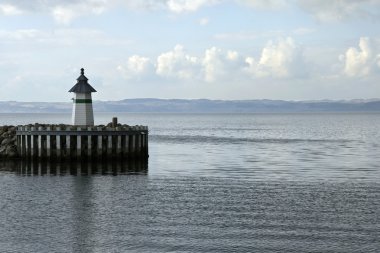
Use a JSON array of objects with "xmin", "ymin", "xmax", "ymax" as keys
[{"xmin": 0, "ymin": 113, "xmax": 379, "ymax": 252}]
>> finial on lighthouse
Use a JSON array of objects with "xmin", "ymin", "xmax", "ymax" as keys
[{"xmin": 81, "ymin": 68, "xmax": 84, "ymax": 75}]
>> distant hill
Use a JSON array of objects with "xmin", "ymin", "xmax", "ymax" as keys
[{"xmin": 0, "ymin": 99, "xmax": 380, "ymax": 113}]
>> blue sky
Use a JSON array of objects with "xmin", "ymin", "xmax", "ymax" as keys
[{"xmin": 0, "ymin": 0, "xmax": 380, "ymax": 102}]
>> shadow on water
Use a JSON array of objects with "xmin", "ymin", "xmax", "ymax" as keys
[{"xmin": 0, "ymin": 159, "xmax": 148, "ymax": 176}]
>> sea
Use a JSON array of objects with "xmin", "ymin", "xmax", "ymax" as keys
[{"xmin": 0, "ymin": 112, "xmax": 379, "ymax": 252}]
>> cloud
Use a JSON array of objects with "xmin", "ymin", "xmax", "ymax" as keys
[
  {"xmin": 52, "ymin": 6, "xmax": 77, "ymax": 24},
  {"xmin": 296, "ymin": 0, "xmax": 380, "ymax": 22},
  {"xmin": 51, "ymin": 1, "xmax": 108, "ymax": 24},
  {"xmin": 2, "ymin": 0, "xmax": 380, "ymax": 23},
  {"xmin": 199, "ymin": 17, "xmax": 209, "ymax": 26},
  {"xmin": 121, "ymin": 0, "xmax": 166, "ymax": 11},
  {"xmin": 155, "ymin": 45, "xmax": 245, "ymax": 82},
  {"xmin": 167, "ymin": 0, "xmax": 219, "ymax": 13},
  {"xmin": 202, "ymin": 48, "xmax": 244, "ymax": 82},
  {"xmin": 116, "ymin": 45, "xmax": 245, "ymax": 82},
  {"xmin": 236, "ymin": 0, "xmax": 288, "ymax": 9},
  {"xmin": 0, "ymin": 0, "xmax": 218, "ymax": 22},
  {"xmin": 156, "ymin": 45, "xmax": 200, "ymax": 79},
  {"xmin": 0, "ymin": 28, "xmax": 131, "ymax": 46},
  {"xmin": 0, "ymin": 29, "xmax": 43, "ymax": 41},
  {"xmin": 341, "ymin": 37, "xmax": 380, "ymax": 77},
  {"xmin": 292, "ymin": 27, "xmax": 314, "ymax": 35},
  {"xmin": 214, "ymin": 30, "xmax": 285, "ymax": 41},
  {"xmin": 0, "ymin": 0, "xmax": 109, "ymax": 24},
  {"xmin": 118, "ymin": 39, "xmax": 308, "ymax": 83},
  {"xmin": 0, "ymin": 4, "xmax": 22, "ymax": 15},
  {"xmin": 202, "ymin": 47, "xmax": 224, "ymax": 82},
  {"xmin": 117, "ymin": 55, "xmax": 154, "ymax": 80},
  {"xmin": 237, "ymin": 0, "xmax": 380, "ymax": 22},
  {"xmin": 245, "ymin": 37, "xmax": 307, "ymax": 78}
]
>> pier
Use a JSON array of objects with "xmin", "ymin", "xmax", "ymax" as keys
[
  {"xmin": 15, "ymin": 124, "xmax": 148, "ymax": 161},
  {"xmin": 0, "ymin": 68, "xmax": 149, "ymax": 162}
]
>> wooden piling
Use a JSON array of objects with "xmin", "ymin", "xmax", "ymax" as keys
[
  {"xmin": 88, "ymin": 135, "xmax": 92, "ymax": 158},
  {"xmin": 56, "ymin": 127, "xmax": 61, "ymax": 160},
  {"xmin": 77, "ymin": 128, "xmax": 81, "ymax": 159},
  {"xmin": 38, "ymin": 127, "xmax": 42, "ymax": 158},
  {"xmin": 97, "ymin": 134, "xmax": 102, "ymax": 158},
  {"xmin": 46, "ymin": 127, "xmax": 51, "ymax": 158},
  {"xmin": 26, "ymin": 134, "xmax": 31, "ymax": 158},
  {"xmin": 21, "ymin": 134, "xmax": 26, "ymax": 157},
  {"xmin": 117, "ymin": 135, "xmax": 122, "ymax": 157},
  {"xmin": 66, "ymin": 135, "xmax": 71, "ymax": 159},
  {"xmin": 107, "ymin": 134, "xmax": 112, "ymax": 157},
  {"xmin": 123, "ymin": 135, "xmax": 128, "ymax": 157}
]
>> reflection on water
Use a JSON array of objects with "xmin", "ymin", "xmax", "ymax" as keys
[
  {"xmin": 0, "ymin": 159, "xmax": 148, "ymax": 176},
  {"xmin": 0, "ymin": 173, "xmax": 378, "ymax": 252}
]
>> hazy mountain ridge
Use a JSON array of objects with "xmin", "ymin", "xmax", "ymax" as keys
[{"xmin": 0, "ymin": 99, "xmax": 380, "ymax": 113}]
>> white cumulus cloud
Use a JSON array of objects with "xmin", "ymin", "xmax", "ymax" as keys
[
  {"xmin": 203, "ymin": 48, "xmax": 244, "ymax": 82},
  {"xmin": 117, "ymin": 55, "xmax": 154, "ymax": 80},
  {"xmin": 118, "ymin": 45, "xmax": 247, "ymax": 82},
  {"xmin": 245, "ymin": 37, "xmax": 306, "ymax": 78},
  {"xmin": 341, "ymin": 37, "xmax": 380, "ymax": 77},
  {"xmin": 156, "ymin": 45, "xmax": 200, "ymax": 80},
  {"xmin": 156, "ymin": 45, "xmax": 245, "ymax": 82},
  {"xmin": 118, "ymin": 39, "xmax": 310, "ymax": 82},
  {"xmin": 203, "ymin": 47, "xmax": 224, "ymax": 82}
]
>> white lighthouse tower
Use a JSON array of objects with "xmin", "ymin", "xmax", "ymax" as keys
[{"xmin": 69, "ymin": 68, "xmax": 97, "ymax": 126}]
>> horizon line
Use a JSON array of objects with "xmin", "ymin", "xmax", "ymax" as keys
[{"xmin": 1, "ymin": 98, "xmax": 380, "ymax": 103}]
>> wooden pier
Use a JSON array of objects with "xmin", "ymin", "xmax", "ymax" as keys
[{"xmin": 15, "ymin": 125, "xmax": 148, "ymax": 160}]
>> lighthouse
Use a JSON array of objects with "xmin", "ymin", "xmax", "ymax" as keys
[{"xmin": 69, "ymin": 68, "xmax": 97, "ymax": 126}]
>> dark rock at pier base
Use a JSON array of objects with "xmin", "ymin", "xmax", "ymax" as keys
[{"xmin": 0, "ymin": 126, "xmax": 17, "ymax": 159}]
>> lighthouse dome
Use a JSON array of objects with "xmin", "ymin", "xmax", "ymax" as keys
[{"xmin": 68, "ymin": 68, "xmax": 97, "ymax": 93}]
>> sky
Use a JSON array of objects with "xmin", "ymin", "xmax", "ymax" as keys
[{"xmin": 0, "ymin": 0, "xmax": 380, "ymax": 102}]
